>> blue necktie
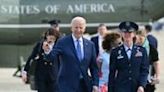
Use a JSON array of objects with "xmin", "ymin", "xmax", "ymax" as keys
[
  {"xmin": 76, "ymin": 40, "xmax": 82, "ymax": 61},
  {"xmin": 77, "ymin": 40, "xmax": 83, "ymax": 78}
]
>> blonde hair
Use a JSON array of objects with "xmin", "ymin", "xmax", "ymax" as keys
[{"xmin": 136, "ymin": 29, "xmax": 146, "ymax": 37}]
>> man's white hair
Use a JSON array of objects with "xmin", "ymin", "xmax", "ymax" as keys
[{"xmin": 71, "ymin": 16, "xmax": 86, "ymax": 26}]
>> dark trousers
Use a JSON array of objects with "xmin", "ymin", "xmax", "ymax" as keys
[
  {"xmin": 145, "ymin": 84, "xmax": 156, "ymax": 92},
  {"xmin": 77, "ymin": 79, "xmax": 88, "ymax": 92},
  {"xmin": 37, "ymin": 79, "xmax": 57, "ymax": 92}
]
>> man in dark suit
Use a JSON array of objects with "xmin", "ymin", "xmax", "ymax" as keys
[
  {"xmin": 43, "ymin": 16, "xmax": 99, "ymax": 92},
  {"xmin": 108, "ymin": 21, "xmax": 149, "ymax": 92},
  {"xmin": 91, "ymin": 24, "xmax": 108, "ymax": 57},
  {"xmin": 145, "ymin": 25, "xmax": 158, "ymax": 49}
]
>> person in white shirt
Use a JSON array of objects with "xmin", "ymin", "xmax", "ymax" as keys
[{"xmin": 91, "ymin": 24, "xmax": 108, "ymax": 57}]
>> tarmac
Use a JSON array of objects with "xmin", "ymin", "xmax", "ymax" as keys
[
  {"xmin": 0, "ymin": 68, "xmax": 36, "ymax": 92},
  {"xmin": 0, "ymin": 31, "xmax": 164, "ymax": 92}
]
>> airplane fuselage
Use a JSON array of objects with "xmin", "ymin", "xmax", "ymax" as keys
[{"xmin": 0, "ymin": 0, "xmax": 163, "ymax": 45}]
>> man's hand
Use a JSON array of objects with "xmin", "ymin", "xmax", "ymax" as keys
[
  {"xmin": 92, "ymin": 86, "xmax": 99, "ymax": 92},
  {"xmin": 42, "ymin": 41, "xmax": 51, "ymax": 53},
  {"xmin": 151, "ymin": 76, "xmax": 160, "ymax": 85},
  {"xmin": 21, "ymin": 71, "xmax": 27, "ymax": 83},
  {"xmin": 137, "ymin": 86, "xmax": 144, "ymax": 92}
]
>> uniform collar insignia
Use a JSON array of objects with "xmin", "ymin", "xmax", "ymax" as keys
[
  {"xmin": 118, "ymin": 50, "xmax": 121, "ymax": 54},
  {"xmin": 85, "ymin": 42, "xmax": 88, "ymax": 46},
  {"xmin": 137, "ymin": 47, "xmax": 140, "ymax": 50},
  {"xmin": 135, "ymin": 49, "xmax": 142, "ymax": 57}
]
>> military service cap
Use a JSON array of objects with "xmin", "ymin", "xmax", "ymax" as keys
[{"xmin": 119, "ymin": 21, "xmax": 138, "ymax": 32}]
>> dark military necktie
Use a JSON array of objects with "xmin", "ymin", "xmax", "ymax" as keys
[{"xmin": 126, "ymin": 48, "xmax": 131, "ymax": 52}]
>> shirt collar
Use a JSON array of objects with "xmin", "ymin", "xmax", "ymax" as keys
[
  {"xmin": 123, "ymin": 44, "xmax": 133, "ymax": 51},
  {"xmin": 98, "ymin": 35, "xmax": 103, "ymax": 39},
  {"xmin": 72, "ymin": 34, "xmax": 83, "ymax": 42}
]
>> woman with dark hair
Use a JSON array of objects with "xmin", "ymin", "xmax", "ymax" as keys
[
  {"xmin": 98, "ymin": 32, "xmax": 122, "ymax": 92},
  {"xmin": 22, "ymin": 28, "xmax": 60, "ymax": 92}
]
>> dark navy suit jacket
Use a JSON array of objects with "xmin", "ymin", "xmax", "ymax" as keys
[
  {"xmin": 147, "ymin": 34, "xmax": 158, "ymax": 49},
  {"xmin": 47, "ymin": 35, "xmax": 99, "ymax": 92},
  {"xmin": 91, "ymin": 36, "xmax": 99, "ymax": 57},
  {"xmin": 108, "ymin": 44, "xmax": 149, "ymax": 92}
]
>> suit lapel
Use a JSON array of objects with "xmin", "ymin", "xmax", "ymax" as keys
[
  {"xmin": 82, "ymin": 38, "xmax": 88, "ymax": 62},
  {"xmin": 95, "ymin": 36, "xmax": 99, "ymax": 49},
  {"xmin": 69, "ymin": 35, "xmax": 88, "ymax": 63},
  {"xmin": 130, "ymin": 45, "xmax": 137, "ymax": 61},
  {"xmin": 121, "ymin": 45, "xmax": 129, "ymax": 61},
  {"xmin": 122, "ymin": 44, "xmax": 138, "ymax": 61},
  {"xmin": 69, "ymin": 35, "xmax": 80, "ymax": 62}
]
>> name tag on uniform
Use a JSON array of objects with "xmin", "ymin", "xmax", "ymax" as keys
[
  {"xmin": 117, "ymin": 55, "xmax": 124, "ymax": 59},
  {"xmin": 117, "ymin": 50, "xmax": 124, "ymax": 59}
]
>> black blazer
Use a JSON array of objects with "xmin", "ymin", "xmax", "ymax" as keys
[
  {"xmin": 24, "ymin": 40, "xmax": 59, "ymax": 81},
  {"xmin": 91, "ymin": 36, "xmax": 99, "ymax": 57}
]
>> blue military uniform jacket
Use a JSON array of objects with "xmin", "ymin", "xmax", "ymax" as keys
[{"xmin": 108, "ymin": 44, "xmax": 149, "ymax": 92}]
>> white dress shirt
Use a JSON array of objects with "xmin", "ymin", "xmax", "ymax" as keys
[
  {"xmin": 98, "ymin": 35, "xmax": 104, "ymax": 55},
  {"xmin": 124, "ymin": 44, "xmax": 133, "ymax": 59}
]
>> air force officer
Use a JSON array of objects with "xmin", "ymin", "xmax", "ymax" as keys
[{"xmin": 108, "ymin": 21, "xmax": 149, "ymax": 92}]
